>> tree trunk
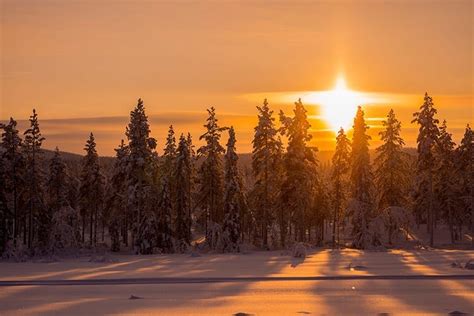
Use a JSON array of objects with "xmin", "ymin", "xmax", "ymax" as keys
[
  {"xmin": 13, "ymin": 175, "xmax": 17, "ymax": 247},
  {"xmin": 428, "ymin": 171, "xmax": 434, "ymax": 247},
  {"xmin": 90, "ymin": 208, "xmax": 93, "ymax": 247},
  {"xmin": 82, "ymin": 216, "xmax": 85, "ymax": 243},
  {"xmin": 332, "ymin": 203, "xmax": 338, "ymax": 249}
]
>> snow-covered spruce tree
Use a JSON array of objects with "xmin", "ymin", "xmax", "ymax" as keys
[
  {"xmin": 222, "ymin": 127, "xmax": 242, "ymax": 252},
  {"xmin": 411, "ymin": 93, "xmax": 439, "ymax": 247},
  {"xmin": 105, "ymin": 140, "xmax": 129, "ymax": 251},
  {"xmin": 47, "ymin": 149, "xmax": 81, "ymax": 253},
  {"xmin": 0, "ymin": 143, "xmax": 10, "ymax": 254},
  {"xmin": 311, "ymin": 174, "xmax": 330, "ymax": 246},
  {"xmin": 161, "ymin": 126, "xmax": 177, "ymax": 196},
  {"xmin": 156, "ymin": 175, "xmax": 174, "ymax": 253},
  {"xmin": 331, "ymin": 128, "xmax": 351, "ymax": 248},
  {"xmin": 279, "ymin": 99, "xmax": 319, "ymax": 243},
  {"xmin": 433, "ymin": 121, "xmax": 461, "ymax": 244},
  {"xmin": 0, "ymin": 118, "xmax": 24, "ymax": 249},
  {"xmin": 155, "ymin": 125, "xmax": 177, "ymax": 253},
  {"xmin": 22, "ymin": 109, "xmax": 46, "ymax": 251},
  {"xmin": 197, "ymin": 107, "xmax": 226, "ymax": 236},
  {"xmin": 350, "ymin": 106, "xmax": 375, "ymax": 249},
  {"xmin": 374, "ymin": 109, "xmax": 410, "ymax": 244},
  {"xmin": 125, "ymin": 99, "xmax": 157, "ymax": 254},
  {"xmin": 251, "ymin": 99, "xmax": 284, "ymax": 248},
  {"xmin": 49, "ymin": 203, "xmax": 81, "ymax": 253},
  {"xmin": 175, "ymin": 134, "xmax": 193, "ymax": 251},
  {"xmin": 457, "ymin": 125, "xmax": 473, "ymax": 248},
  {"xmin": 186, "ymin": 132, "xmax": 196, "ymax": 217},
  {"xmin": 79, "ymin": 133, "xmax": 104, "ymax": 248},
  {"xmin": 0, "ymin": 175, "xmax": 9, "ymax": 255},
  {"xmin": 48, "ymin": 148, "xmax": 68, "ymax": 211},
  {"xmin": 162, "ymin": 125, "xmax": 177, "ymax": 178}
]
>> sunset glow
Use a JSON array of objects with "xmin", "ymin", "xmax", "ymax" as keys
[{"xmin": 306, "ymin": 76, "xmax": 372, "ymax": 132}]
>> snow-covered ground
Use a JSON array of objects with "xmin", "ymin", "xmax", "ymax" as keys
[{"xmin": 0, "ymin": 249, "xmax": 473, "ymax": 315}]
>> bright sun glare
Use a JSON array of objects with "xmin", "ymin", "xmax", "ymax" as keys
[{"xmin": 306, "ymin": 76, "xmax": 368, "ymax": 133}]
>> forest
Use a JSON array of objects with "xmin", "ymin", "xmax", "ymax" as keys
[{"xmin": 0, "ymin": 93, "xmax": 472, "ymax": 258}]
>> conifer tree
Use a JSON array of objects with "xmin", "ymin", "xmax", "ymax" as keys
[
  {"xmin": 434, "ymin": 121, "xmax": 460, "ymax": 243},
  {"xmin": 161, "ymin": 126, "xmax": 177, "ymax": 193},
  {"xmin": 375, "ymin": 109, "xmax": 408, "ymax": 209},
  {"xmin": 0, "ymin": 118, "xmax": 24, "ymax": 247},
  {"xmin": 23, "ymin": 109, "xmax": 46, "ymax": 250},
  {"xmin": 175, "ymin": 134, "xmax": 193, "ymax": 251},
  {"xmin": 48, "ymin": 147, "xmax": 69, "ymax": 211},
  {"xmin": 279, "ymin": 99, "xmax": 318, "ymax": 243},
  {"xmin": 0, "ymin": 155, "xmax": 9, "ymax": 254},
  {"xmin": 222, "ymin": 127, "xmax": 242, "ymax": 252},
  {"xmin": 125, "ymin": 99, "xmax": 157, "ymax": 253},
  {"xmin": 350, "ymin": 106, "xmax": 374, "ymax": 249},
  {"xmin": 105, "ymin": 140, "xmax": 129, "ymax": 251},
  {"xmin": 412, "ymin": 93, "xmax": 439, "ymax": 246},
  {"xmin": 197, "ymin": 107, "xmax": 226, "ymax": 231},
  {"xmin": 156, "ymin": 176, "xmax": 174, "ymax": 252},
  {"xmin": 251, "ymin": 99, "xmax": 283, "ymax": 248},
  {"xmin": 162, "ymin": 125, "xmax": 177, "ymax": 176},
  {"xmin": 48, "ymin": 148, "xmax": 80, "ymax": 253},
  {"xmin": 186, "ymin": 132, "xmax": 195, "ymax": 215},
  {"xmin": 457, "ymin": 124, "xmax": 473, "ymax": 248},
  {"xmin": 374, "ymin": 109, "xmax": 410, "ymax": 244},
  {"xmin": 331, "ymin": 128, "xmax": 351, "ymax": 248},
  {"xmin": 79, "ymin": 133, "xmax": 104, "ymax": 247}
]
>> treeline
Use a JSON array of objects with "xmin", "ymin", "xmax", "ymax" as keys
[{"xmin": 0, "ymin": 93, "xmax": 472, "ymax": 257}]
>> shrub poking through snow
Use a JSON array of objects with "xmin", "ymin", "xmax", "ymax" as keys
[
  {"xmin": 292, "ymin": 242, "xmax": 306, "ymax": 258},
  {"xmin": 465, "ymin": 260, "xmax": 474, "ymax": 270}
]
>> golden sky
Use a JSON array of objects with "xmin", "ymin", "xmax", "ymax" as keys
[{"xmin": 1, "ymin": 0, "xmax": 472, "ymax": 155}]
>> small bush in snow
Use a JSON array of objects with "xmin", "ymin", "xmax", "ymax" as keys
[{"xmin": 292, "ymin": 242, "xmax": 306, "ymax": 258}]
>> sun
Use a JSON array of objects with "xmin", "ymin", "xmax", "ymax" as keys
[{"xmin": 306, "ymin": 75, "xmax": 368, "ymax": 133}]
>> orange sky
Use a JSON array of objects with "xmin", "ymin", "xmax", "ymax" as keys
[{"xmin": 1, "ymin": 0, "xmax": 472, "ymax": 155}]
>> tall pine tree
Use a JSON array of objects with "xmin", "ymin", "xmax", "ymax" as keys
[
  {"xmin": 0, "ymin": 118, "xmax": 24, "ymax": 247},
  {"xmin": 350, "ymin": 106, "xmax": 374, "ymax": 249},
  {"xmin": 175, "ymin": 134, "xmax": 193, "ymax": 251},
  {"xmin": 105, "ymin": 140, "xmax": 129, "ymax": 251},
  {"xmin": 412, "ymin": 93, "xmax": 439, "ymax": 247},
  {"xmin": 331, "ymin": 128, "xmax": 351, "ymax": 248},
  {"xmin": 23, "ymin": 109, "xmax": 46, "ymax": 250},
  {"xmin": 457, "ymin": 124, "xmax": 473, "ymax": 248},
  {"xmin": 251, "ymin": 99, "xmax": 283, "ymax": 248},
  {"xmin": 197, "ymin": 107, "xmax": 226, "ymax": 232},
  {"xmin": 222, "ymin": 127, "xmax": 242, "ymax": 252},
  {"xmin": 125, "ymin": 99, "xmax": 157, "ymax": 254},
  {"xmin": 434, "ymin": 121, "xmax": 460, "ymax": 243},
  {"xmin": 374, "ymin": 109, "xmax": 410, "ymax": 244},
  {"xmin": 79, "ymin": 133, "xmax": 104, "ymax": 247},
  {"xmin": 48, "ymin": 148, "xmax": 80, "ymax": 253},
  {"xmin": 279, "ymin": 99, "xmax": 318, "ymax": 243}
]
